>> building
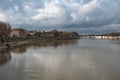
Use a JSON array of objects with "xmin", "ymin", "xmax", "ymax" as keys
[
  {"xmin": 11, "ymin": 28, "xmax": 27, "ymax": 37},
  {"xmin": 49, "ymin": 29, "xmax": 59, "ymax": 37},
  {"xmin": 40, "ymin": 31, "xmax": 52, "ymax": 38},
  {"xmin": 27, "ymin": 31, "xmax": 36, "ymax": 36}
]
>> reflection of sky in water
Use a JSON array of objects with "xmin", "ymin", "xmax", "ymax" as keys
[{"xmin": 0, "ymin": 39, "xmax": 120, "ymax": 80}]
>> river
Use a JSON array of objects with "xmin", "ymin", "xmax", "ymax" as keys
[{"xmin": 0, "ymin": 39, "xmax": 120, "ymax": 80}]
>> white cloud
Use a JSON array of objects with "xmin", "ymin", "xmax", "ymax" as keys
[
  {"xmin": 0, "ymin": 0, "xmax": 120, "ymax": 33},
  {"xmin": 14, "ymin": 5, "xmax": 19, "ymax": 11},
  {"xmin": 24, "ymin": 5, "xmax": 29, "ymax": 9},
  {"xmin": 0, "ymin": 11, "xmax": 6, "ymax": 21},
  {"xmin": 31, "ymin": 2, "xmax": 63, "ymax": 20},
  {"xmin": 70, "ymin": 0, "xmax": 99, "ymax": 22}
]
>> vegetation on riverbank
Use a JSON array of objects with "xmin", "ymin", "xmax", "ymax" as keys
[{"xmin": 0, "ymin": 21, "xmax": 80, "ymax": 51}]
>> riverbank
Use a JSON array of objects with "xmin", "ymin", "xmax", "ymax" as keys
[{"xmin": 0, "ymin": 37, "xmax": 80, "ymax": 51}]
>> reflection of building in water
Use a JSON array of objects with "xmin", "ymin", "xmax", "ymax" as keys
[
  {"xmin": 47, "ymin": 40, "xmax": 78, "ymax": 48},
  {"xmin": 0, "ymin": 50, "xmax": 11, "ymax": 65},
  {"xmin": 28, "ymin": 39, "xmax": 79, "ymax": 48},
  {"xmin": 10, "ymin": 40, "xmax": 79, "ymax": 53},
  {"xmin": 11, "ymin": 47, "xmax": 26, "ymax": 54}
]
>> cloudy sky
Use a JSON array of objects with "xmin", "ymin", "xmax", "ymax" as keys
[{"xmin": 0, "ymin": 0, "xmax": 120, "ymax": 34}]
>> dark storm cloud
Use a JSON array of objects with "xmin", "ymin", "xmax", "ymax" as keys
[{"xmin": 0, "ymin": 0, "xmax": 120, "ymax": 34}]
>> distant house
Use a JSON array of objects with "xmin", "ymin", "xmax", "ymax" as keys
[
  {"xmin": 0, "ymin": 21, "xmax": 11, "ymax": 38},
  {"xmin": 11, "ymin": 28, "xmax": 27, "ymax": 37},
  {"xmin": 49, "ymin": 29, "xmax": 59, "ymax": 37},
  {"xmin": 27, "ymin": 31, "xmax": 37, "ymax": 36},
  {"xmin": 63, "ymin": 31, "xmax": 79, "ymax": 38},
  {"xmin": 40, "ymin": 31, "xmax": 52, "ymax": 38},
  {"xmin": 27, "ymin": 31, "xmax": 41, "ymax": 37}
]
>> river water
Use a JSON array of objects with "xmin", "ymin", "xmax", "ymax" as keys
[{"xmin": 0, "ymin": 39, "xmax": 120, "ymax": 80}]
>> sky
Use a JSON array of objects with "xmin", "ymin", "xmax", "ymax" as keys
[{"xmin": 0, "ymin": 0, "xmax": 120, "ymax": 34}]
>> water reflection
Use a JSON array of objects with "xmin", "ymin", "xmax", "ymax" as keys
[
  {"xmin": 11, "ymin": 40, "xmax": 78, "ymax": 54},
  {"xmin": 28, "ymin": 39, "xmax": 79, "ymax": 47},
  {"xmin": 0, "ymin": 49, "xmax": 11, "ymax": 65},
  {"xmin": 11, "ymin": 47, "xmax": 27, "ymax": 54},
  {"xmin": 0, "ymin": 39, "xmax": 120, "ymax": 80}
]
